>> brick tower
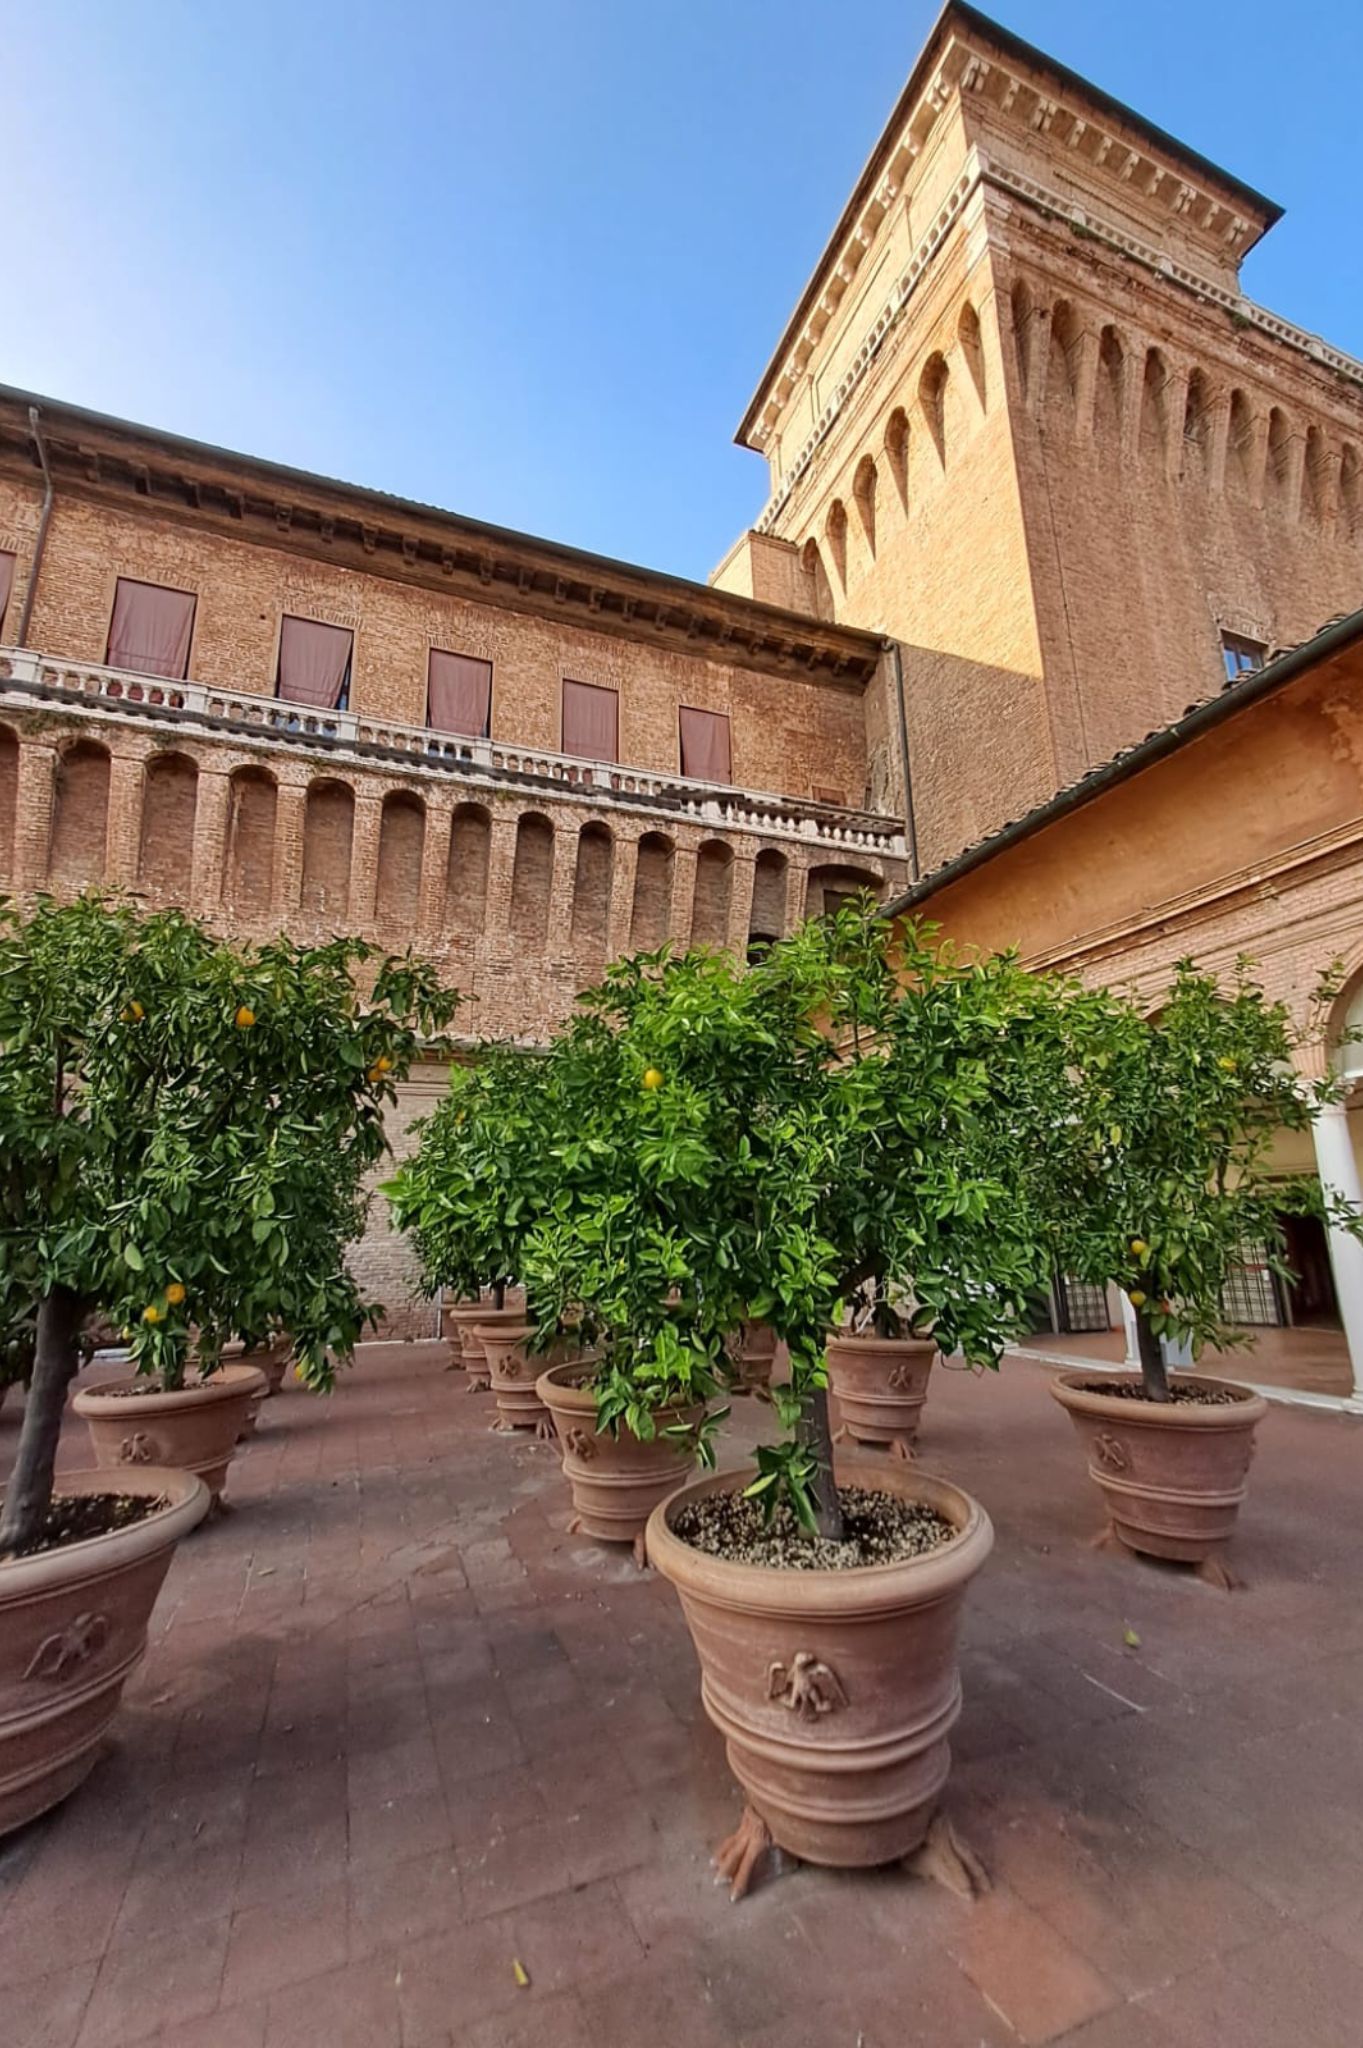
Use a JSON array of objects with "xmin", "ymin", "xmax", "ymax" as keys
[{"xmin": 714, "ymin": 3, "xmax": 1363, "ymax": 871}]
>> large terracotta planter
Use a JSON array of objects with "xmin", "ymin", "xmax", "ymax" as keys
[
  {"xmin": 826, "ymin": 1332, "xmax": 935, "ymax": 1457},
  {"xmin": 442, "ymin": 1300, "xmax": 491, "ymax": 1379},
  {"xmin": 243, "ymin": 1342, "xmax": 290, "ymax": 1398},
  {"xmin": 1050, "ymin": 1371, "xmax": 1267, "ymax": 1579},
  {"xmin": 647, "ymin": 1455, "xmax": 992, "ymax": 1882},
  {"xmin": 475, "ymin": 1319, "xmax": 550, "ymax": 1435},
  {"xmin": 0, "ymin": 1467, "xmax": 209, "ymax": 1835},
  {"xmin": 73, "ymin": 1364, "xmax": 267, "ymax": 1501},
  {"xmin": 537, "ymin": 1363, "xmax": 700, "ymax": 1562}
]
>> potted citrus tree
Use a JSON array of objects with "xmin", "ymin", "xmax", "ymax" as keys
[
  {"xmin": 0, "ymin": 896, "xmax": 456, "ymax": 1834},
  {"xmin": 1047, "ymin": 957, "xmax": 1356, "ymax": 1587},
  {"xmin": 387, "ymin": 1044, "xmax": 569, "ymax": 1430},
  {"xmin": 525, "ymin": 906, "xmax": 1084, "ymax": 1894}
]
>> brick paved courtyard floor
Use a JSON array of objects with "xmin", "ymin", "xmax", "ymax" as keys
[{"xmin": 4, "ymin": 1342, "xmax": 1363, "ymax": 2048}]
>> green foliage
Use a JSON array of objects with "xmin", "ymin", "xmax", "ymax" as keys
[
  {"xmin": 384, "ymin": 1044, "xmax": 559, "ymax": 1312},
  {"xmin": 1049, "ymin": 956, "xmax": 1350, "ymax": 1365},
  {"xmin": 0, "ymin": 895, "xmax": 459, "ymax": 1395}
]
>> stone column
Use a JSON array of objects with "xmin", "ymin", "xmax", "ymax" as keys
[
  {"xmin": 670, "ymin": 845, "xmax": 698, "ymax": 952},
  {"xmin": 1208, "ymin": 388, "xmax": 1231, "ymax": 495},
  {"xmin": 483, "ymin": 808, "xmax": 520, "ymax": 938},
  {"xmin": 417, "ymin": 803, "xmax": 452, "ymax": 945},
  {"xmin": 1311, "ymin": 1103, "xmax": 1363, "ymax": 1398},
  {"xmin": 14, "ymin": 741, "xmax": 56, "ymax": 893},
  {"xmin": 1072, "ymin": 328, "xmax": 1101, "ymax": 444},
  {"xmin": 349, "ymin": 794, "xmax": 383, "ymax": 928},
  {"xmin": 785, "ymin": 862, "xmax": 809, "ymax": 934},
  {"xmin": 1162, "ymin": 364, "xmax": 1190, "ymax": 485},
  {"xmin": 1247, "ymin": 408, "xmax": 1270, "ymax": 510},
  {"xmin": 607, "ymin": 834, "xmax": 639, "ymax": 959},
  {"xmin": 273, "ymin": 780, "xmax": 308, "ymax": 915},
  {"xmin": 546, "ymin": 824, "xmax": 578, "ymax": 956},
  {"xmin": 726, "ymin": 854, "xmax": 756, "ymax": 956},
  {"xmin": 105, "ymin": 753, "xmax": 145, "ymax": 890},
  {"xmin": 191, "ymin": 767, "xmax": 230, "ymax": 914}
]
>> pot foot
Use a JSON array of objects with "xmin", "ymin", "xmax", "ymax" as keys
[
  {"xmin": 888, "ymin": 1437, "xmax": 916, "ymax": 1463},
  {"xmin": 1194, "ymin": 1552, "xmax": 1242, "ymax": 1593},
  {"xmin": 490, "ymin": 1421, "xmax": 517, "ymax": 1435},
  {"xmin": 1089, "ymin": 1523, "xmax": 1121, "ymax": 1552},
  {"xmin": 906, "ymin": 1812, "xmax": 991, "ymax": 1901},
  {"xmin": 466, "ymin": 1377, "xmax": 490, "ymax": 1394},
  {"xmin": 832, "ymin": 1424, "xmax": 849, "ymax": 1443},
  {"xmin": 631, "ymin": 1530, "xmax": 650, "ymax": 1571},
  {"xmin": 713, "ymin": 1804, "xmax": 778, "ymax": 1902},
  {"xmin": 567, "ymin": 1514, "xmax": 583, "ymax": 1535},
  {"xmin": 534, "ymin": 1417, "xmax": 556, "ymax": 1442}
]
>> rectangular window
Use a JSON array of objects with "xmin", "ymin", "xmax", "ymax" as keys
[
  {"xmin": 561, "ymin": 678, "xmax": 618, "ymax": 762},
  {"xmin": 811, "ymin": 783, "xmax": 845, "ymax": 807},
  {"xmin": 277, "ymin": 615, "xmax": 353, "ymax": 711},
  {"xmin": 106, "ymin": 576, "xmax": 196, "ymax": 679},
  {"xmin": 0, "ymin": 551, "xmax": 14, "ymax": 636},
  {"xmin": 678, "ymin": 706, "xmax": 732, "ymax": 783},
  {"xmin": 1221, "ymin": 631, "xmax": 1266, "ymax": 685},
  {"xmin": 427, "ymin": 649, "xmax": 492, "ymax": 737}
]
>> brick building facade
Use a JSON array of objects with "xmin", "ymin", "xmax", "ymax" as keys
[
  {"xmin": 2, "ymin": 3, "xmax": 1361, "ymax": 1333},
  {"xmin": 716, "ymin": 3, "xmax": 1363, "ymax": 871}
]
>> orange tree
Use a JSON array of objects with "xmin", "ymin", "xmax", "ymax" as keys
[
  {"xmin": 0, "ymin": 896, "xmax": 457, "ymax": 1554},
  {"xmin": 522, "ymin": 906, "xmax": 1094, "ymax": 1539},
  {"xmin": 1048, "ymin": 957, "xmax": 1357, "ymax": 1398}
]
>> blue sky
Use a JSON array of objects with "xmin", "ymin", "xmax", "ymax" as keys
[{"xmin": 10, "ymin": 1, "xmax": 1361, "ymax": 582}]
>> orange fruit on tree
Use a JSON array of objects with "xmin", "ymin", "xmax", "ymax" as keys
[
  {"xmin": 142, "ymin": 1304, "xmax": 162, "ymax": 1325},
  {"xmin": 165, "ymin": 1282, "xmax": 186, "ymax": 1306},
  {"xmin": 121, "ymin": 1000, "xmax": 144, "ymax": 1023},
  {"xmin": 235, "ymin": 1005, "xmax": 256, "ymax": 1030}
]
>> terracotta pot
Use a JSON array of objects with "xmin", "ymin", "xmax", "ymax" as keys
[
  {"xmin": 73, "ymin": 1364, "xmax": 267, "ymax": 1501},
  {"xmin": 243, "ymin": 1343, "xmax": 290, "ymax": 1398},
  {"xmin": 647, "ymin": 1455, "xmax": 992, "ymax": 1873},
  {"xmin": 730, "ymin": 1321, "xmax": 777, "ymax": 1396},
  {"xmin": 826, "ymin": 1333, "xmax": 935, "ymax": 1457},
  {"xmin": 442, "ymin": 1300, "xmax": 491, "ymax": 1377},
  {"xmin": 1050, "ymin": 1371, "xmax": 1267, "ymax": 1570},
  {"xmin": 474, "ymin": 1319, "xmax": 550, "ymax": 1434},
  {"xmin": 537, "ymin": 1363, "xmax": 700, "ymax": 1558},
  {"xmin": 0, "ymin": 1467, "xmax": 209, "ymax": 1835}
]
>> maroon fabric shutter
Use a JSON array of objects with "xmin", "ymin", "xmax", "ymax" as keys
[
  {"xmin": 427, "ymin": 650, "xmax": 492, "ymax": 736},
  {"xmin": 106, "ymin": 578, "xmax": 196, "ymax": 679},
  {"xmin": 277, "ymin": 616, "xmax": 353, "ymax": 708},
  {"xmin": 561, "ymin": 678, "xmax": 618, "ymax": 762},
  {"xmin": 0, "ymin": 552, "xmax": 14, "ymax": 634},
  {"xmin": 679, "ymin": 707, "xmax": 732, "ymax": 782}
]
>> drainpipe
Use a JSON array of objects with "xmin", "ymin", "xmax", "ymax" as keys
[
  {"xmin": 884, "ymin": 637, "xmax": 920, "ymax": 883},
  {"xmin": 15, "ymin": 407, "xmax": 54, "ymax": 649}
]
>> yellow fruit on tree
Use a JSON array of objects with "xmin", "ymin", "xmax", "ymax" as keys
[
  {"xmin": 641, "ymin": 1067, "xmax": 663, "ymax": 1091},
  {"xmin": 235, "ymin": 1005, "xmax": 256, "ymax": 1030},
  {"xmin": 374, "ymin": 1054, "xmax": 392, "ymax": 1074},
  {"xmin": 121, "ymin": 1000, "xmax": 144, "ymax": 1023},
  {"xmin": 1130, "ymin": 1238, "xmax": 1150, "ymax": 1259},
  {"xmin": 142, "ymin": 1304, "xmax": 162, "ymax": 1325},
  {"xmin": 165, "ymin": 1282, "xmax": 186, "ymax": 1306},
  {"xmin": 1128, "ymin": 1289, "xmax": 1147, "ymax": 1309},
  {"xmin": 1218, "ymin": 1055, "xmax": 1237, "ymax": 1072}
]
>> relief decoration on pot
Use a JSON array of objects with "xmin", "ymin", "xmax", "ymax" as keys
[
  {"xmin": 767, "ymin": 1651, "xmax": 848, "ymax": 1720},
  {"xmin": 887, "ymin": 1359, "xmax": 920, "ymax": 1391},
  {"xmin": 119, "ymin": 1432, "xmax": 160, "ymax": 1465},
  {"xmin": 25, "ymin": 1611, "xmax": 111, "ymax": 1682},
  {"xmin": 1093, "ymin": 1433, "xmax": 1130, "ymax": 1472},
  {"xmin": 563, "ymin": 1426, "xmax": 596, "ymax": 1460}
]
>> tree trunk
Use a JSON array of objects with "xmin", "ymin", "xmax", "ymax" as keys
[
  {"xmin": 799, "ymin": 1382, "xmax": 846, "ymax": 1542},
  {"xmin": 492, "ymin": 1279, "xmax": 506, "ymax": 1312},
  {"xmin": 1135, "ymin": 1308, "xmax": 1170, "ymax": 1402},
  {"xmin": 0, "ymin": 1286, "xmax": 86, "ymax": 1554}
]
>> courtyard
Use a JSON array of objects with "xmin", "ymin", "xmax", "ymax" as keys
[{"xmin": 5, "ymin": 1341, "xmax": 1363, "ymax": 2048}]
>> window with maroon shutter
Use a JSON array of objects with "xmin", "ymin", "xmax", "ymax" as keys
[
  {"xmin": 106, "ymin": 577, "xmax": 197, "ymax": 679},
  {"xmin": 276, "ymin": 616, "xmax": 353, "ymax": 710},
  {"xmin": 561, "ymin": 678, "xmax": 618, "ymax": 762},
  {"xmin": 427, "ymin": 649, "xmax": 492, "ymax": 736},
  {"xmin": 0, "ymin": 552, "xmax": 14, "ymax": 636},
  {"xmin": 679, "ymin": 707, "xmax": 732, "ymax": 783}
]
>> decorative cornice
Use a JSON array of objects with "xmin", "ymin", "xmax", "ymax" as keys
[
  {"xmin": 0, "ymin": 389, "xmax": 883, "ymax": 694},
  {"xmin": 751, "ymin": 151, "xmax": 1363, "ymax": 539},
  {"xmin": 738, "ymin": 7, "xmax": 1280, "ymax": 450}
]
